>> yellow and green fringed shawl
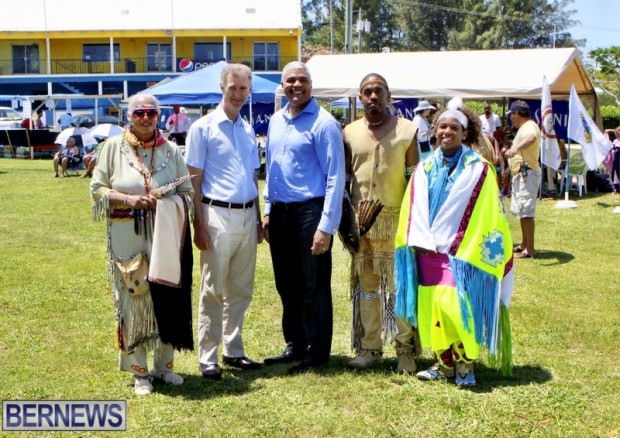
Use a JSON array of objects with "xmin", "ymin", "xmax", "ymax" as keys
[{"xmin": 395, "ymin": 148, "xmax": 514, "ymax": 375}]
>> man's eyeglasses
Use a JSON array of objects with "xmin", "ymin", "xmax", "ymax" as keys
[{"xmin": 132, "ymin": 108, "xmax": 159, "ymax": 118}]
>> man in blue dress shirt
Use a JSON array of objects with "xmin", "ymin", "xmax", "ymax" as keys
[{"xmin": 262, "ymin": 61, "xmax": 345, "ymax": 374}]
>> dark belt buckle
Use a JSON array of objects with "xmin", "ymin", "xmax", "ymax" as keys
[{"xmin": 202, "ymin": 196, "xmax": 252, "ymax": 209}]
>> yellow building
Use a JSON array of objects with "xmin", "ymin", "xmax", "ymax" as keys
[{"xmin": 0, "ymin": 0, "xmax": 301, "ymax": 97}]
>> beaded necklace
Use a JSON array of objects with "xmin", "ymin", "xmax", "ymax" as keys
[{"xmin": 125, "ymin": 129, "xmax": 171, "ymax": 194}]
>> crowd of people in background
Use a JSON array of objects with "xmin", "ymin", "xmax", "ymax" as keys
[
  {"xmin": 47, "ymin": 104, "xmax": 194, "ymax": 178},
  {"xmin": 80, "ymin": 60, "xmax": 619, "ymax": 397}
]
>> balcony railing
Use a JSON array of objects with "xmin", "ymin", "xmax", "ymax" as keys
[{"xmin": 0, "ymin": 56, "xmax": 298, "ymax": 76}]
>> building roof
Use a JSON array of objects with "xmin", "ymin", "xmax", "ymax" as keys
[{"xmin": 2, "ymin": 0, "xmax": 301, "ymax": 32}]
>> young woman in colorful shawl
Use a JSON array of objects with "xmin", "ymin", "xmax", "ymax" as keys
[{"xmin": 394, "ymin": 107, "xmax": 514, "ymax": 387}]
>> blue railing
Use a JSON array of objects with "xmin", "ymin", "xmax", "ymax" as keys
[{"xmin": 0, "ymin": 56, "xmax": 298, "ymax": 75}]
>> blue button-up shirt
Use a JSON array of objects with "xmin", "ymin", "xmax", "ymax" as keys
[
  {"xmin": 185, "ymin": 105, "xmax": 259, "ymax": 204},
  {"xmin": 264, "ymin": 98, "xmax": 344, "ymax": 235}
]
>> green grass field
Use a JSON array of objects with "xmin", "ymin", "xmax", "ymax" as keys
[{"xmin": 1, "ymin": 158, "xmax": 619, "ymax": 437}]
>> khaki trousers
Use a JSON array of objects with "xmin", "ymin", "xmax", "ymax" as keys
[{"xmin": 198, "ymin": 204, "xmax": 257, "ymax": 365}]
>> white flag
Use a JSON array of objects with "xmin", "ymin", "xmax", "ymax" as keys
[
  {"xmin": 567, "ymin": 84, "xmax": 612, "ymax": 170},
  {"xmin": 540, "ymin": 76, "xmax": 562, "ymax": 170}
]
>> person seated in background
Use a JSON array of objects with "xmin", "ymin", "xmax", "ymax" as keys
[
  {"xmin": 81, "ymin": 141, "xmax": 99, "ymax": 178},
  {"xmin": 53, "ymin": 135, "xmax": 82, "ymax": 178},
  {"xmin": 81, "ymin": 139, "xmax": 106, "ymax": 179},
  {"xmin": 81, "ymin": 147, "xmax": 96, "ymax": 179}
]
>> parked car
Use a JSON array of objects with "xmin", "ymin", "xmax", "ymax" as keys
[
  {"xmin": 71, "ymin": 114, "xmax": 121, "ymax": 129},
  {"xmin": 0, "ymin": 106, "xmax": 24, "ymax": 129}
]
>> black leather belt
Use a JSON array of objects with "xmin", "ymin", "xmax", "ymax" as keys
[
  {"xmin": 271, "ymin": 197, "xmax": 324, "ymax": 210},
  {"xmin": 201, "ymin": 196, "xmax": 253, "ymax": 209}
]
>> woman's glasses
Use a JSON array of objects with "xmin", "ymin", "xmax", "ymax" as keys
[{"xmin": 132, "ymin": 108, "xmax": 159, "ymax": 118}]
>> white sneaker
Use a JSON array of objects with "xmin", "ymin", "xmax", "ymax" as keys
[
  {"xmin": 134, "ymin": 377, "xmax": 153, "ymax": 396},
  {"xmin": 455, "ymin": 362, "xmax": 476, "ymax": 387},
  {"xmin": 347, "ymin": 350, "xmax": 383, "ymax": 370},
  {"xmin": 154, "ymin": 371, "xmax": 184, "ymax": 386},
  {"xmin": 416, "ymin": 363, "xmax": 454, "ymax": 381},
  {"xmin": 396, "ymin": 352, "xmax": 417, "ymax": 374}
]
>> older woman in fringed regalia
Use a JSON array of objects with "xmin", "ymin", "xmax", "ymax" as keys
[
  {"xmin": 394, "ymin": 104, "xmax": 514, "ymax": 387},
  {"xmin": 90, "ymin": 93, "xmax": 194, "ymax": 395}
]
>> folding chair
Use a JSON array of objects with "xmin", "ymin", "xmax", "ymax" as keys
[
  {"xmin": 558, "ymin": 148, "xmax": 588, "ymax": 197},
  {"xmin": 65, "ymin": 146, "xmax": 85, "ymax": 177}
]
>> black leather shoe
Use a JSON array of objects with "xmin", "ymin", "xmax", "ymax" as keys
[
  {"xmin": 200, "ymin": 363, "xmax": 222, "ymax": 380},
  {"xmin": 288, "ymin": 361, "xmax": 313, "ymax": 375},
  {"xmin": 222, "ymin": 355, "xmax": 262, "ymax": 370},
  {"xmin": 264, "ymin": 349, "xmax": 298, "ymax": 365}
]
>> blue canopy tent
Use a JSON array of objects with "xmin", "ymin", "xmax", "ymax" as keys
[
  {"xmin": 329, "ymin": 96, "xmax": 420, "ymax": 120},
  {"xmin": 142, "ymin": 61, "xmax": 277, "ymax": 133},
  {"xmin": 330, "ymin": 97, "xmax": 363, "ymax": 109},
  {"xmin": 142, "ymin": 61, "xmax": 277, "ymax": 105}
]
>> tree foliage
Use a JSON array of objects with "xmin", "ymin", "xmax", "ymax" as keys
[
  {"xmin": 590, "ymin": 47, "xmax": 620, "ymax": 75},
  {"xmin": 302, "ymin": 0, "xmax": 344, "ymax": 51},
  {"xmin": 302, "ymin": 0, "xmax": 584, "ymax": 57},
  {"xmin": 392, "ymin": 0, "xmax": 460, "ymax": 51},
  {"xmin": 588, "ymin": 46, "xmax": 620, "ymax": 106},
  {"xmin": 300, "ymin": 1, "xmax": 620, "ymax": 125},
  {"xmin": 600, "ymin": 105, "xmax": 620, "ymax": 129}
]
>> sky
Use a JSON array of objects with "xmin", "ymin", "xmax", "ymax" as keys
[{"xmin": 568, "ymin": 0, "xmax": 620, "ymax": 56}]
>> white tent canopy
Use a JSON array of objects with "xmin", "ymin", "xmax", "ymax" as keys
[
  {"xmin": 302, "ymin": 47, "xmax": 600, "ymax": 123},
  {"xmin": 305, "ymin": 48, "xmax": 594, "ymax": 100}
]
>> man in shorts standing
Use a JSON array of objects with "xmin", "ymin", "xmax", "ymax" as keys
[{"xmin": 503, "ymin": 100, "xmax": 541, "ymax": 259}]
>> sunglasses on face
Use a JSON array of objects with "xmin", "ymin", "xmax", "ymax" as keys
[{"xmin": 132, "ymin": 108, "xmax": 159, "ymax": 118}]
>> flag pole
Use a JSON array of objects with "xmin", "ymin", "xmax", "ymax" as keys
[
  {"xmin": 555, "ymin": 140, "xmax": 577, "ymax": 209},
  {"xmin": 540, "ymin": 75, "xmax": 562, "ymax": 200},
  {"xmin": 565, "ymin": 141, "xmax": 572, "ymax": 201}
]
